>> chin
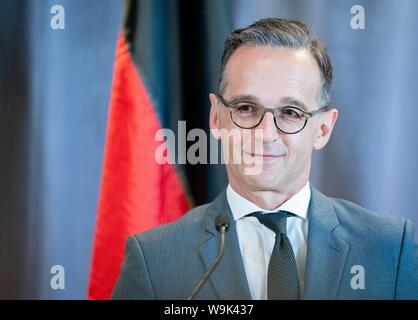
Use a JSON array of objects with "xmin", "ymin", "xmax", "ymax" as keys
[
  {"xmin": 246, "ymin": 161, "xmax": 283, "ymax": 177},
  {"xmin": 242, "ymin": 172, "xmax": 282, "ymax": 190}
]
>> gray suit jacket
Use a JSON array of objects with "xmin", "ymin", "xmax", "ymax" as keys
[{"xmin": 112, "ymin": 187, "xmax": 418, "ymax": 299}]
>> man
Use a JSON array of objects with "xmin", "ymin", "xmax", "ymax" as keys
[{"xmin": 112, "ymin": 18, "xmax": 418, "ymax": 299}]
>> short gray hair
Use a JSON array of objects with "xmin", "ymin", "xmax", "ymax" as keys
[{"xmin": 218, "ymin": 18, "xmax": 332, "ymax": 108}]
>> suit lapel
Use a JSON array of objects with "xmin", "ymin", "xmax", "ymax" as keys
[
  {"xmin": 198, "ymin": 190, "xmax": 252, "ymax": 300},
  {"xmin": 303, "ymin": 188, "xmax": 350, "ymax": 299}
]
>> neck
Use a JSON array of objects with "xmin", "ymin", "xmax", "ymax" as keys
[{"xmin": 229, "ymin": 179, "xmax": 308, "ymax": 210}]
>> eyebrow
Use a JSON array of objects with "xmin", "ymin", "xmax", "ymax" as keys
[
  {"xmin": 280, "ymin": 97, "xmax": 308, "ymax": 111},
  {"xmin": 226, "ymin": 94, "xmax": 309, "ymax": 112}
]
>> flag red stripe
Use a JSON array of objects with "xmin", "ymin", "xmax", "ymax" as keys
[{"xmin": 87, "ymin": 33, "xmax": 190, "ymax": 300}]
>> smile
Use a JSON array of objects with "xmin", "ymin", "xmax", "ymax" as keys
[
  {"xmin": 247, "ymin": 152, "xmax": 285, "ymax": 158},
  {"xmin": 243, "ymin": 152, "xmax": 286, "ymax": 164}
]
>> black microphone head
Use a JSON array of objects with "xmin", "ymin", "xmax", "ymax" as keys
[{"xmin": 215, "ymin": 213, "xmax": 230, "ymax": 232}]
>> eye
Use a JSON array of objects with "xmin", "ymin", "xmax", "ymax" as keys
[
  {"xmin": 235, "ymin": 104, "xmax": 256, "ymax": 114},
  {"xmin": 281, "ymin": 107, "xmax": 303, "ymax": 119}
]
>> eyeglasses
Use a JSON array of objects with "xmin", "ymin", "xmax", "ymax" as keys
[{"xmin": 216, "ymin": 94, "xmax": 328, "ymax": 134}]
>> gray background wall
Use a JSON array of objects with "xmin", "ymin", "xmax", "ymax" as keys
[{"xmin": 0, "ymin": 0, "xmax": 416, "ymax": 299}]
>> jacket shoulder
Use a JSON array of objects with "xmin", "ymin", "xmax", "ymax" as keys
[
  {"xmin": 327, "ymin": 194, "xmax": 410, "ymax": 243},
  {"xmin": 132, "ymin": 202, "xmax": 211, "ymax": 246}
]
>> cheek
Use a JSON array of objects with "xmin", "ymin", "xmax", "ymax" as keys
[
  {"xmin": 283, "ymin": 132, "xmax": 315, "ymax": 160},
  {"xmin": 219, "ymin": 109, "xmax": 232, "ymax": 128}
]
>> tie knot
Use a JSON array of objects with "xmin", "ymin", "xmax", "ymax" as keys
[{"xmin": 246, "ymin": 210, "xmax": 292, "ymax": 235}]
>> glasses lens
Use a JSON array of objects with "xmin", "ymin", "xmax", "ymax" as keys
[
  {"xmin": 275, "ymin": 107, "xmax": 306, "ymax": 133},
  {"xmin": 230, "ymin": 103, "xmax": 264, "ymax": 128}
]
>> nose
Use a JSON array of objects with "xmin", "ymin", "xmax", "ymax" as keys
[{"xmin": 258, "ymin": 111, "xmax": 280, "ymax": 142}]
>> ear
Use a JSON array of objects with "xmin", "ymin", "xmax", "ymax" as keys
[
  {"xmin": 209, "ymin": 93, "xmax": 222, "ymax": 140},
  {"xmin": 313, "ymin": 108, "xmax": 338, "ymax": 150}
]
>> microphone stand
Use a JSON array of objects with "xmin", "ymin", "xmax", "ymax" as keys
[{"xmin": 187, "ymin": 224, "xmax": 227, "ymax": 300}]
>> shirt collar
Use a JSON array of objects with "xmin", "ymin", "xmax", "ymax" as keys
[{"xmin": 226, "ymin": 181, "xmax": 311, "ymax": 221}]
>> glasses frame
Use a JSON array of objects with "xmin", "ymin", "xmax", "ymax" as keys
[{"xmin": 216, "ymin": 93, "xmax": 328, "ymax": 134}]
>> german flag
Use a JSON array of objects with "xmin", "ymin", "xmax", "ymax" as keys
[{"xmin": 87, "ymin": 0, "xmax": 231, "ymax": 299}]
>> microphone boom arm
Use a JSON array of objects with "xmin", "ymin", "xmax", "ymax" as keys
[{"xmin": 187, "ymin": 224, "xmax": 227, "ymax": 300}]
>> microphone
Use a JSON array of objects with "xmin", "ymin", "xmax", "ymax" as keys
[{"xmin": 187, "ymin": 213, "xmax": 230, "ymax": 300}]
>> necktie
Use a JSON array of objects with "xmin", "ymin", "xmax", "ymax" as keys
[{"xmin": 247, "ymin": 211, "xmax": 300, "ymax": 300}]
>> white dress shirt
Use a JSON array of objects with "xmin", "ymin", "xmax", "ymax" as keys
[{"xmin": 226, "ymin": 182, "xmax": 310, "ymax": 300}]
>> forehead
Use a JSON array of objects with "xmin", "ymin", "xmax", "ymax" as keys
[{"xmin": 222, "ymin": 45, "xmax": 322, "ymax": 107}]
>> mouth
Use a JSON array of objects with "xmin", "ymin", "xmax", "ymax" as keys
[
  {"xmin": 243, "ymin": 152, "xmax": 286, "ymax": 164},
  {"xmin": 247, "ymin": 152, "xmax": 285, "ymax": 158}
]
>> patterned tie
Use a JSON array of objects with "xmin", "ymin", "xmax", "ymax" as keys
[{"xmin": 247, "ymin": 211, "xmax": 300, "ymax": 300}]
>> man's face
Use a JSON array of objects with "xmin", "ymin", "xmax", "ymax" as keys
[{"xmin": 209, "ymin": 45, "xmax": 337, "ymax": 195}]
